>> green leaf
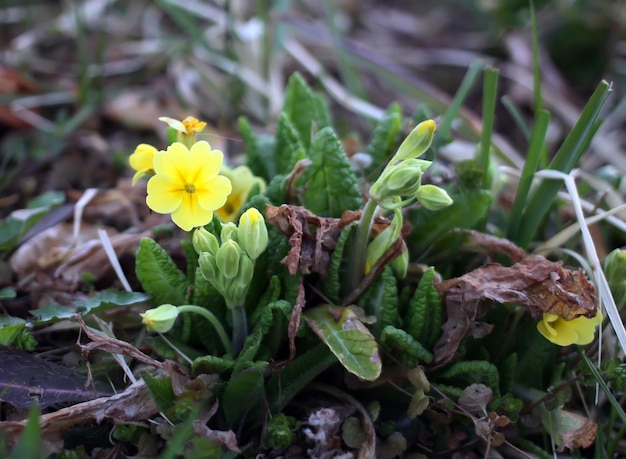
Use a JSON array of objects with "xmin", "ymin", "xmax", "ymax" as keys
[
  {"xmin": 275, "ymin": 112, "xmax": 307, "ymax": 174},
  {"xmin": 234, "ymin": 300, "xmax": 291, "ymax": 375},
  {"xmin": 265, "ymin": 343, "xmax": 337, "ymax": 416},
  {"xmin": 304, "ymin": 305, "xmax": 381, "ymax": 381},
  {"xmin": 406, "ymin": 267, "xmax": 443, "ymax": 349},
  {"xmin": 222, "ymin": 361, "xmax": 268, "ymax": 427},
  {"xmin": 300, "ymin": 127, "xmax": 363, "ymax": 217},
  {"xmin": 407, "ymin": 189, "xmax": 491, "ymax": 252},
  {"xmin": 359, "ymin": 266, "xmax": 400, "ymax": 338},
  {"xmin": 0, "ymin": 287, "xmax": 16, "ymax": 299},
  {"xmin": 192, "ymin": 355, "xmax": 235, "ymax": 376},
  {"xmin": 143, "ymin": 373, "xmax": 176, "ymax": 412},
  {"xmin": 249, "ymin": 275, "xmax": 282, "ymax": 326},
  {"xmin": 499, "ymin": 353, "xmax": 517, "ymax": 395},
  {"xmin": 0, "ymin": 323, "xmax": 36, "ymax": 350},
  {"xmin": 380, "ymin": 326, "xmax": 433, "ymax": 366},
  {"xmin": 9, "ymin": 405, "xmax": 42, "ymax": 459},
  {"xmin": 437, "ymin": 360, "xmax": 501, "ymax": 399},
  {"xmin": 282, "ymin": 73, "xmax": 331, "ymax": 148},
  {"xmin": 192, "ymin": 271, "xmax": 227, "ymax": 354},
  {"xmin": 31, "ymin": 290, "xmax": 149, "ymax": 323},
  {"xmin": 365, "ymin": 103, "xmax": 402, "ymax": 176},
  {"xmin": 136, "ymin": 237, "xmax": 188, "ymax": 306},
  {"xmin": 0, "ymin": 191, "xmax": 65, "ymax": 252},
  {"xmin": 324, "ymin": 222, "xmax": 357, "ymax": 303},
  {"xmin": 240, "ymin": 116, "xmax": 277, "ymax": 182}
]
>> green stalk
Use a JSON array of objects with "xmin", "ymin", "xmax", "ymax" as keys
[
  {"xmin": 348, "ymin": 198, "xmax": 378, "ymax": 294},
  {"xmin": 177, "ymin": 305, "xmax": 232, "ymax": 355},
  {"xmin": 231, "ymin": 304, "xmax": 248, "ymax": 356}
]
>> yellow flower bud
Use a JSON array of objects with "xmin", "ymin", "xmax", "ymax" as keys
[
  {"xmin": 238, "ymin": 207, "xmax": 268, "ymax": 261},
  {"xmin": 193, "ymin": 227, "xmax": 219, "ymax": 255},
  {"xmin": 414, "ymin": 184, "xmax": 453, "ymax": 211},
  {"xmin": 140, "ymin": 304, "xmax": 179, "ymax": 333},
  {"xmin": 393, "ymin": 120, "xmax": 436, "ymax": 162}
]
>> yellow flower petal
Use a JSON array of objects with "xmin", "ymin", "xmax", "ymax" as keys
[
  {"xmin": 146, "ymin": 175, "xmax": 184, "ymax": 213},
  {"xmin": 171, "ymin": 194, "xmax": 215, "ymax": 231},
  {"xmin": 129, "ymin": 144, "xmax": 158, "ymax": 172},
  {"xmin": 196, "ymin": 175, "xmax": 232, "ymax": 210},
  {"xmin": 537, "ymin": 310, "xmax": 603, "ymax": 346}
]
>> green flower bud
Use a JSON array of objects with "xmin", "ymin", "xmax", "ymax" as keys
[
  {"xmin": 370, "ymin": 159, "xmax": 431, "ymax": 202},
  {"xmin": 364, "ymin": 224, "xmax": 394, "ymax": 275},
  {"xmin": 393, "ymin": 119, "xmax": 436, "ymax": 162},
  {"xmin": 220, "ymin": 222, "xmax": 239, "ymax": 243},
  {"xmin": 415, "ymin": 184, "xmax": 453, "ymax": 210},
  {"xmin": 605, "ymin": 249, "xmax": 626, "ymax": 287},
  {"xmin": 192, "ymin": 227, "xmax": 219, "ymax": 255},
  {"xmin": 199, "ymin": 252, "xmax": 217, "ymax": 281},
  {"xmin": 140, "ymin": 304, "xmax": 179, "ymax": 333},
  {"xmin": 216, "ymin": 239, "xmax": 242, "ymax": 280},
  {"xmin": 238, "ymin": 207, "xmax": 268, "ymax": 261},
  {"xmin": 237, "ymin": 252, "xmax": 255, "ymax": 288},
  {"xmin": 390, "ymin": 248, "xmax": 409, "ymax": 279}
]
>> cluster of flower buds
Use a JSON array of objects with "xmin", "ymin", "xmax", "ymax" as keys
[
  {"xmin": 369, "ymin": 120, "xmax": 453, "ymax": 211},
  {"xmin": 363, "ymin": 120, "xmax": 453, "ymax": 277},
  {"xmin": 195, "ymin": 207, "xmax": 269, "ymax": 309}
]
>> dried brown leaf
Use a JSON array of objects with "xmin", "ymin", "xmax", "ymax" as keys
[
  {"xmin": 559, "ymin": 410, "xmax": 597, "ymax": 450},
  {"xmin": 266, "ymin": 204, "xmax": 361, "ymax": 277},
  {"xmin": 432, "ymin": 255, "xmax": 597, "ymax": 366},
  {"xmin": 0, "ymin": 346, "xmax": 109, "ymax": 409},
  {"xmin": 455, "ymin": 229, "xmax": 525, "ymax": 263},
  {"xmin": 288, "ymin": 277, "xmax": 306, "ymax": 361}
]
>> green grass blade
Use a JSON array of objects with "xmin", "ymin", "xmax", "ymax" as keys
[
  {"xmin": 517, "ymin": 80, "xmax": 610, "ymax": 248},
  {"xmin": 476, "ymin": 66, "xmax": 499, "ymax": 174},
  {"xmin": 507, "ymin": 109, "xmax": 550, "ymax": 243},
  {"xmin": 502, "ymin": 95, "xmax": 531, "ymax": 140},
  {"xmin": 437, "ymin": 60, "xmax": 483, "ymax": 143}
]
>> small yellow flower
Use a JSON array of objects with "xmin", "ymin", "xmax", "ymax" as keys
[
  {"xmin": 129, "ymin": 143, "xmax": 159, "ymax": 185},
  {"xmin": 158, "ymin": 116, "xmax": 206, "ymax": 134},
  {"xmin": 537, "ymin": 310, "xmax": 603, "ymax": 346},
  {"xmin": 141, "ymin": 304, "xmax": 179, "ymax": 333},
  {"xmin": 146, "ymin": 141, "xmax": 232, "ymax": 231},
  {"xmin": 216, "ymin": 165, "xmax": 266, "ymax": 222}
]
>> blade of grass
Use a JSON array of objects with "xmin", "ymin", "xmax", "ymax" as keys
[
  {"xmin": 476, "ymin": 66, "xmax": 499, "ymax": 175},
  {"xmin": 437, "ymin": 60, "xmax": 483, "ymax": 143},
  {"xmin": 502, "ymin": 95, "xmax": 531, "ymax": 140},
  {"xmin": 507, "ymin": 109, "xmax": 550, "ymax": 242},
  {"xmin": 517, "ymin": 80, "xmax": 610, "ymax": 249},
  {"xmin": 577, "ymin": 347, "xmax": 626, "ymax": 424}
]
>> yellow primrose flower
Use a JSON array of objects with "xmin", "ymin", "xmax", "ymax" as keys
[
  {"xmin": 537, "ymin": 310, "xmax": 603, "ymax": 346},
  {"xmin": 129, "ymin": 143, "xmax": 159, "ymax": 185},
  {"xmin": 216, "ymin": 165, "xmax": 266, "ymax": 222},
  {"xmin": 146, "ymin": 141, "xmax": 232, "ymax": 231}
]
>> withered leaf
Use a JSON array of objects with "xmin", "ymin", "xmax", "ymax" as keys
[
  {"xmin": 454, "ymin": 229, "xmax": 525, "ymax": 263},
  {"xmin": 0, "ymin": 378, "xmax": 159, "ymax": 453},
  {"xmin": 432, "ymin": 255, "xmax": 597, "ymax": 366},
  {"xmin": 266, "ymin": 204, "xmax": 361, "ymax": 277},
  {"xmin": 0, "ymin": 346, "xmax": 110, "ymax": 409},
  {"xmin": 559, "ymin": 410, "xmax": 597, "ymax": 451}
]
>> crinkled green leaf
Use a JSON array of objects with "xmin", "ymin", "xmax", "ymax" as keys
[
  {"xmin": 365, "ymin": 103, "xmax": 402, "ymax": 176},
  {"xmin": 406, "ymin": 267, "xmax": 442, "ymax": 348},
  {"xmin": 300, "ymin": 127, "xmax": 363, "ymax": 217},
  {"xmin": 249, "ymin": 275, "xmax": 282, "ymax": 326},
  {"xmin": 181, "ymin": 239, "xmax": 198, "ymax": 286},
  {"xmin": 304, "ymin": 305, "xmax": 381, "ymax": 381},
  {"xmin": 282, "ymin": 72, "xmax": 331, "ymax": 148},
  {"xmin": 0, "ymin": 323, "xmax": 35, "ymax": 350},
  {"xmin": 360, "ymin": 266, "xmax": 401, "ymax": 338},
  {"xmin": 192, "ymin": 355, "xmax": 235, "ymax": 376},
  {"xmin": 407, "ymin": 190, "xmax": 491, "ymax": 251},
  {"xmin": 438, "ymin": 360, "xmax": 501, "ymax": 399},
  {"xmin": 143, "ymin": 373, "xmax": 175, "ymax": 412},
  {"xmin": 223, "ymin": 361, "xmax": 268, "ymax": 427},
  {"xmin": 275, "ymin": 112, "xmax": 307, "ymax": 174},
  {"xmin": 324, "ymin": 222, "xmax": 356, "ymax": 303},
  {"xmin": 234, "ymin": 300, "xmax": 291, "ymax": 375},
  {"xmin": 265, "ymin": 343, "xmax": 337, "ymax": 416},
  {"xmin": 499, "ymin": 353, "xmax": 517, "ymax": 395},
  {"xmin": 264, "ymin": 174, "xmax": 288, "ymax": 205},
  {"xmin": 240, "ymin": 116, "xmax": 277, "ymax": 182},
  {"xmin": 136, "ymin": 237, "xmax": 188, "ymax": 306},
  {"xmin": 380, "ymin": 325, "xmax": 433, "ymax": 366}
]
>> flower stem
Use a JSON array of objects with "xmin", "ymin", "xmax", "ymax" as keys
[
  {"xmin": 348, "ymin": 198, "xmax": 378, "ymax": 295},
  {"xmin": 177, "ymin": 305, "xmax": 233, "ymax": 355},
  {"xmin": 231, "ymin": 304, "xmax": 248, "ymax": 356}
]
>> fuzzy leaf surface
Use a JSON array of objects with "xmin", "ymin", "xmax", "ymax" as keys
[{"xmin": 136, "ymin": 237, "xmax": 187, "ymax": 306}]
